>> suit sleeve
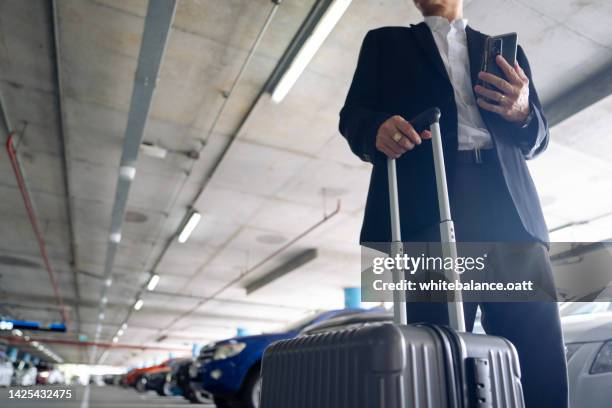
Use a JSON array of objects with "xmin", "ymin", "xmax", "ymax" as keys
[
  {"xmin": 515, "ymin": 45, "xmax": 549, "ymax": 159},
  {"xmin": 339, "ymin": 31, "xmax": 393, "ymax": 163}
]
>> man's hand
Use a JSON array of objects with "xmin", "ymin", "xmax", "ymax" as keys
[
  {"xmin": 474, "ymin": 55, "xmax": 531, "ymax": 124},
  {"xmin": 376, "ymin": 115, "xmax": 432, "ymax": 159}
]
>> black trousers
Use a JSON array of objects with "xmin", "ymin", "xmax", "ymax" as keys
[{"xmin": 403, "ymin": 156, "xmax": 569, "ymax": 408}]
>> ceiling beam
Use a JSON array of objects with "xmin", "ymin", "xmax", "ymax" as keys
[
  {"xmin": 92, "ymin": 0, "xmax": 178, "ymax": 352},
  {"xmin": 544, "ymin": 61, "xmax": 612, "ymax": 127},
  {"xmin": 49, "ymin": 0, "xmax": 82, "ymax": 349}
]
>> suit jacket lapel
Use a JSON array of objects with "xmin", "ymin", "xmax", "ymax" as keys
[
  {"xmin": 410, "ymin": 22, "xmax": 449, "ymax": 82},
  {"xmin": 465, "ymin": 26, "xmax": 487, "ymax": 87}
]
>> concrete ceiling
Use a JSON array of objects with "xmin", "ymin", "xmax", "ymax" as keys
[{"xmin": 0, "ymin": 0, "xmax": 611, "ymax": 366}]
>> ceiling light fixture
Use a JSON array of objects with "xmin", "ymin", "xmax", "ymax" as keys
[
  {"xmin": 109, "ymin": 232, "xmax": 122, "ymax": 244},
  {"xmin": 121, "ymin": 323, "xmax": 128, "ymax": 330},
  {"xmin": 177, "ymin": 210, "xmax": 201, "ymax": 243},
  {"xmin": 146, "ymin": 274, "xmax": 160, "ymax": 291},
  {"xmin": 270, "ymin": 0, "xmax": 352, "ymax": 103},
  {"xmin": 134, "ymin": 299, "xmax": 144, "ymax": 311},
  {"xmin": 119, "ymin": 165, "xmax": 136, "ymax": 181},
  {"xmin": 140, "ymin": 142, "xmax": 168, "ymax": 159}
]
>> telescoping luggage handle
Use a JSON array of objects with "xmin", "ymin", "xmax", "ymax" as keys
[{"xmin": 388, "ymin": 107, "xmax": 466, "ymax": 332}]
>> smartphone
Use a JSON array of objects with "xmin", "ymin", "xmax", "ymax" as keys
[{"xmin": 479, "ymin": 33, "xmax": 517, "ymax": 98}]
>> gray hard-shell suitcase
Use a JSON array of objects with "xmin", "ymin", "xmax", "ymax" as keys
[{"xmin": 260, "ymin": 108, "xmax": 525, "ymax": 408}]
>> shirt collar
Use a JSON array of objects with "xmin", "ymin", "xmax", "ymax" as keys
[{"xmin": 424, "ymin": 15, "xmax": 468, "ymax": 34}]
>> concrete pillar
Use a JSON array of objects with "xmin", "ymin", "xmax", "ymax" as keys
[{"xmin": 344, "ymin": 287, "xmax": 361, "ymax": 309}]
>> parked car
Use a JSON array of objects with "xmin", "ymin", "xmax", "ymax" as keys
[
  {"xmin": 561, "ymin": 301, "xmax": 612, "ymax": 408},
  {"xmin": 193, "ymin": 308, "xmax": 368, "ymax": 408},
  {"xmin": 0, "ymin": 352, "xmax": 14, "ymax": 387},
  {"xmin": 36, "ymin": 364, "xmax": 65, "ymax": 385},
  {"xmin": 103, "ymin": 374, "xmax": 122, "ymax": 385},
  {"xmin": 143, "ymin": 358, "xmax": 190, "ymax": 396},
  {"xmin": 12, "ymin": 361, "xmax": 37, "ymax": 386},
  {"xmin": 126, "ymin": 362, "xmax": 167, "ymax": 390},
  {"xmin": 175, "ymin": 358, "xmax": 213, "ymax": 403}
]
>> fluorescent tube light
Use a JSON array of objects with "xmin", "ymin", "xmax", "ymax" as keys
[
  {"xmin": 177, "ymin": 211, "xmax": 201, "ymax": 243},
  {"xmin": 147, "ymin": 274, "xmax": 160, "ymax": 291},
  {"xmin": 134, "ymin": 299, "xmax": 144, "ymax": 311},
  {"xmin": 246, "ymin": 248, "xmax": 318, "ymax": 294},
  {"xmin": 271, "ymin": 0, "xmax": 351, "ymax": 103}
]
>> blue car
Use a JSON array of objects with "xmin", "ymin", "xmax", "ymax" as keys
[{"xmin": 191, "ymin": 308, "xmax": 366, "ymax": 408}]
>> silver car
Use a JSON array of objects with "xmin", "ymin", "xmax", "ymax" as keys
[{"xmin": 561, "ymin": 301, "xmax": 612, "ymax": 408}]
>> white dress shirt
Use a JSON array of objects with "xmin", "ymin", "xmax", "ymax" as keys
[{"xmin": 424, "ymin": 16, "xmax": 493, "ymax": 150}]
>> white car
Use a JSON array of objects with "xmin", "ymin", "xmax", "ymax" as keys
[
  {"xmin": 561, "ymin": 301, "xmax": 612, "ymax": 408},
  {"xmin": 0, "ymin": 358, "xmax": 13, "ymax": 387},
  {"xmin": 12, "ymin": 361, "xmax": 37, "ymax": 386}
]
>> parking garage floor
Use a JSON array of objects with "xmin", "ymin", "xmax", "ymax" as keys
[{"xmin": 0, "ymin": 386, "xmax": 214, "ymax": 408}]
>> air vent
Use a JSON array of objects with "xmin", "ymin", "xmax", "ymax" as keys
[{"xmin": 125, "ymin": 211, "xmax": 148, "ymax": 223}]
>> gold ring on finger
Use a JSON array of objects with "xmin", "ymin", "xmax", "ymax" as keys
[{"xmin": 392, "ymin": 132, "xmax": 402, "ymax": 142}]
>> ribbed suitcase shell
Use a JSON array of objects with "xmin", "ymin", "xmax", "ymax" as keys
[{"xmin": 260, "ymin": 323, "xmax": 524, "ymax": 408}]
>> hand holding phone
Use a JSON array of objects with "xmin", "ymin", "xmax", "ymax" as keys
[
  {"xmin": 474, "ymin": 33, "xmax": 532, "ymax": 124},
  {"xmin": 478, "ymin": 33, "xmax": 517, "ymax": 96}
]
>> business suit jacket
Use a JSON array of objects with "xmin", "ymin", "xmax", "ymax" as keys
[{"xmin": 339, "ymin": 23, "xmax": 550, "ymax": 244}]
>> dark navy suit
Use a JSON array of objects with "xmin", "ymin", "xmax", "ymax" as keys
[
  {"xmin": 339, "ymin": 23, "xmax": 568, "ymax": 408},
  {"xmin": 339, "ymin": 23, "xmax": 549, "ymax": 244}
]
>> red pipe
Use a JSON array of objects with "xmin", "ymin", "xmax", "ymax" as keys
[
  {"xmin": 6, "ymin": 134, "xmax": 69, "ymax": 325},
  {"xmin": 4, "ymin": 336, "xmax": 189, "ymax": 352}
]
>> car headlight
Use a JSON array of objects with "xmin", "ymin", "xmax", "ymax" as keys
[
  {"xmin": 565, "ymin": 343, "xmax": 583, "ymax": 362},
  {"xmin": 590, "ymin": 340, "xmax": 612, "ymax": 374},
  {"xmin": 213, "ymin": 342, "xmax": 246, "ymax": 361}
]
